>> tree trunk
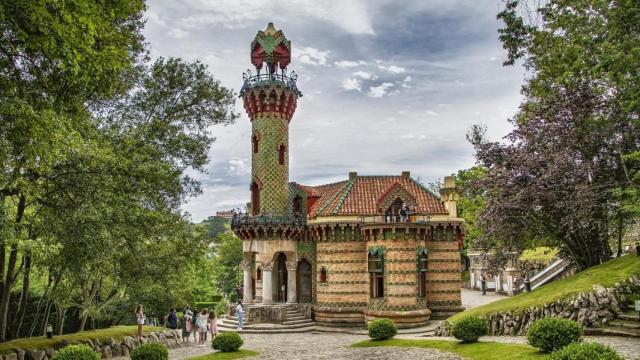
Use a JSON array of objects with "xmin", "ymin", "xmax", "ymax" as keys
[
  {"xmin": 617, "ymin": 214, "xmax": 623, "ymax": 257},
  {"xmin": 41, "ymin": 300, "xmax": 52, "ymax": 336},
  {"xmin": 0, "ymin": 194, "xmax": 26, "ymax": 341},
  {"xmin": 55, "ymin": 305, "xmax": 66, "ymax": 335},
  {"xmin": 10, "ymin": 251, "xmax": 31, "ymax": 338}
]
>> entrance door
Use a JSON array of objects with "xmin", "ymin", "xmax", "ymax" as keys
[
  {"xmin": 276, "ymin": 253, "xmax": 288, "ymax": 302},
  {"xmin": 296, "ymin": 259, "xmax": 312, "ymax": 303}
]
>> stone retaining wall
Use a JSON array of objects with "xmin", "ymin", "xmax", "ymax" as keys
[
  {"xmin": 436, "ymin": 276, "xmax": 640, "ymax": 336},
  {"xmin": 0, "ymin": 329, "xmax": 182, "ymax": 360}
]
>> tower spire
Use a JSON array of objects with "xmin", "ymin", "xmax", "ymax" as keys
[{"xmin": 241, "ymin": 24, "xmax": 301, "ymax": 215}]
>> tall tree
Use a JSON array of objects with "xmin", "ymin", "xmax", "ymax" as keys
[{"xmin": 470, "ymin": 0, "xmax": 640, "ymax": 270}]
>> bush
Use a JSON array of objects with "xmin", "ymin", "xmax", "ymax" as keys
[
  {"xmin": 212, "ymin": 332, "xmax": 243, "ymax": 352},
  {"xmin": 51, "ymin": 345, "xmax": 100, "ymax": 360},
  {"xmin": 367, "ymin": 318, "xmax": 398, "ymax": 340},
  {"xmin": 130, "ymin": 343, "xmax": 168, "ymax": 360},
  {"xmin": 229, "ymin": 293, "xmax": 238, "ymax": 304},
  {"xmin": 527, "ymin": 317, "xmax": 582, "ymax": 353},
  {"xmin": 215, "ymin": 299, "xmax": 229, "ymax": 317},
  {"xmin": 549, "ymin": 342, "xmax": 624, "ymax": 360},
  {"xmin": 451, "ymin": 316, "xmax": 489, "ymax": 343}
]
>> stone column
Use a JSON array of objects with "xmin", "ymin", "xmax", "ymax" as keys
[
  {"xmin": 241, "ymin": 260, "xmax": 253, "ymax": 303},
  {"xmin": 261, "ymin": 261, "xmax": 274, "ymax": 305},
  {"xmin": 286, "ymin": 261, "xmax": 297, "ymax": 304}
]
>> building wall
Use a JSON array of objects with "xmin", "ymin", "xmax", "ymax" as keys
[{"xmin": 251, "ymin": 115, "xmax": 289, "ymax": 214}]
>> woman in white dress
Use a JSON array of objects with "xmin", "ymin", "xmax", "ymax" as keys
[{"xmin": 135, "ymin": 305, "xmax": 145, "ymax": 341}]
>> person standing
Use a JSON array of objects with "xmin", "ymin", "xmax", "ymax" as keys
[
  {"xmin": 236, "ymin": 302, "xmax": 244, "ymax": 331},
  {"xmin": 208, "ymin": 311, "xmax": 218, "ymax": 339},
  {"xmin": 135, "ymin": 305, "xmax": 145, "ymax": 341},
  {"xmin": 192, "ymin": 309, "xmax": 199, "ymax": 343},
  {"xmin": 524, "ymin": 274, "xmax": 532, "ymax": 292},
  {"xmin": 182, "ymin": 306, "xmax": 193, "ymax": 343},
  {"xmin": 480, "ymin": 274, "xmax": 487, "ymax": 295},
  {"xmin": 196, "ymin": 309, "xmax": 208, "ymax": 346},
  {"xmin": 166, "ymin": 308, "xmax": 178, "ymax": 330}
]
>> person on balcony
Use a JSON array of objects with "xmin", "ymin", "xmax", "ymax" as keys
[{"xmin": 399, "ymin": 203, "xmax": 409, "ymax": 223}]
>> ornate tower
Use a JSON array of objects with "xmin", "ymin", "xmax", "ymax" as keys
[{"xmin": 241, "ymin": 23, "xmax": 301, "ymax": 215}]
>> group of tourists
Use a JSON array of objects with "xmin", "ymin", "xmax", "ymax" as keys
[
  {"xmin": 178, "ymin": 305, "xmax": 218, "ymax": 345},
  {"xmin": 384, "ymin": 202, "xmax": 414, "ymax": 223}
]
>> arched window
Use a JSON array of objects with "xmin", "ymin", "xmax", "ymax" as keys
[
  {"xmin": 251, "ymin": 182, "xmax": 260, "ymax": 215},
  {"xmin": 252, "ymin": 134, "xmax": 259, "ymax": 153},
  {"xmin": 293, "ymin": 195, "xmax": 302, "ymax": 215},
  {"xmin": 256, "ymin": 268, "xmax": 262, "ymax": 281},
  {"xmin": 368, "ymin": 248, "xmax": 384, "ymax": 298},
  {"xmin": 278, "ymin": 144, "xmax": 286, "ymax": 165},
  {"xmin": 319, "ymin": 267, "xmax": 327, "ymax": 284},
  {"xmin": 417, "ymin": 248, "xmax": 428, "ymax": 298}
]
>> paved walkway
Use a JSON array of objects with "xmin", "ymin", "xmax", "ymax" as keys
[
  {"xmin": 461, "ymin": 288, "xmax": 507, "ymax": 309},
  {"xmin": 150, "ymin": 333, "xmax": 462, "ymax": 360}
]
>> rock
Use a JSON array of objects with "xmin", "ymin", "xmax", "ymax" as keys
[
  {"xmin": 54, "ymin": 341, "xmax": 70, "ymax": 350},
  {"xmin": 25, "ymin": 349, "xmax": 45, "ymax": 360},
  {"xmin": 14, "ymin": 349, "xmax": 25, "ymax": 360},
  {"xmin": 44, "ymin": 348, "xmax": 54, "ymax": 359},
  {"xmin": 122, "ymin": 336, "xmax": 135, "ymax": 350},
  {"xmin": 120, "ymin": 345, "xmax": 129, "ymax": 357},
  {"xmin": 5, "ymin": 353, "xmax": 17, "ymax": 360},
  {"xmin": 101, "ymin": 345, "xmax": 112, "ymax": 359}
]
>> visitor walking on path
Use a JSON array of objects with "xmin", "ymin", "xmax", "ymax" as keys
[
  {"xmin": 480, "ymin": 274, "xmax": 487, "ymax": 295},
  {"xmin": 208, "ymin": 311, "xmax": 218, "ymax": 339},
  {"xmin": 135, "ymin": 305, "xmax": 145, "ymax": 341},
  {"xmin": 166, "ymin": 308, "xmax": 178, "ymax": 330},
  {"xmin": 182, "ymin": 305, "xmax": 193, "ymax": 343},
  {"xmin": 196, "ymin": 309, "xmax": 209, "ymax": 346},
  {"xmin": 192, "ymin": 309, "xmax": 199, "ymax": 343},
  {"xmin": 236, "ymin": 302, "xmax": 245, "ymax": 331}
]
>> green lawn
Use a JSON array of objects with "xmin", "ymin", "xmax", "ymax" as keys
[
  {"xmin": 519, "ymin": 246, "xmax": 558, "ymax": 264},
  {"xmin": 451, "ymin": 254, "xmax": 640, "ymax": 322},
  {"xmin": 352, "ymin": 339, "xmax": 545, "ymax": 360},
  {"xmin": 187, "ymin": 349, "xmax": 259, "ymax": 360},
  {"xmin": 0, "ymin": 325, "xmax": 165, "ymax": 354}
]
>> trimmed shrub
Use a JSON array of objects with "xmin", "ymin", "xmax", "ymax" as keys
[
  {"xmin": 212, "ymin": 332, "xmax": 243, "ymax": 352},
  {"xmin": 527, "ymin": 317, "xmax": 582, "ymax": 353},
  {"xmin": 451, "ymin": 316, "xmax": 489, "ymax": 343},
  {"xmin": 51, "ymin": 345, "xmax": 100, "ymax": 360},
  {"xmin": 549, "ymin": 342, "xmax": 624, "ymax": 360},
  {"xmin": 367, "ymin": 318, "xmax": 398, "ymax": 340},
  {"xmin": 130, "ymin": 343, "xmax": 168, "ymax": 360},
  {"xmin": 215, "ymin": 299, "xmax": 229, "ymax": 317}
]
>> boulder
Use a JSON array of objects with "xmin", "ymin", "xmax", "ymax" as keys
[
  {"xmin": 14, "ymin": 349, "xmax": 25, "ymax": 360},
  {"xmin": 5, "ymin": 353, "xmax": 18, "ymax": 360},
  {"xmin": 120, "ymin": 345, "xmax": 129, "ymax": 357},
  {"xmin": 44, "ymin": 348, "xmax": 54, "ymax": 359},
  {"xmin": 25, "ymin": 349, "xmax": 45, "ymax": 360},
  {"xmin": 100, "ymin": 345, "xmax": 112, "ymax": 359}
]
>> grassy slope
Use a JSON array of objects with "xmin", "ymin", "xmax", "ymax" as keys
[
  {"xmin": 519, "ymin": 246, "xmax": 558, "ymax": 264},
  {"xmin": 352, "ymin": 339, "xmax": 544, "ymax": 360},
  {"xmin": 451, "ymin": 254, "xmax": 640, "ymax": 322},
  {"xmin": 0, "ymin": 326, "xmax": 165, "ymax": 353},
  {"xmin": 188, "ymin": 350, "xmax": 259, "ymax": 360}
]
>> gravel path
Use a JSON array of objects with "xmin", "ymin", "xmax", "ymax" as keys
[{"xmin": 461, "ymin": 288, "xmax": 508, "ymax": 309}]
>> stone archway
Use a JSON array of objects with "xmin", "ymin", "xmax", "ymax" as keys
[{"xmin": 275, "ymin": 252, "xmax": 288, "ymax": 302}]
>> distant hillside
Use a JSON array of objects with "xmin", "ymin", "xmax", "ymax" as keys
[{"xmin": 194, "ymin": 215, "xmax": 230, "ymax": 240}]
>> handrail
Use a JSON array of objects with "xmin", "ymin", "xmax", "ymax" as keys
[
  {"xmin": 239, "ymin": 69, "xmax": 302, "ymax": 96},
  {"xmin": 231, "ymin": 211, "xmax": 306, "ymax": 228}
]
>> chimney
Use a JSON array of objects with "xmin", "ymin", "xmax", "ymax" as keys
[
  {"xmin": 349, "ymin": 171, "xmax": 358, "ymax": 180},
  {"xmin": 401, "ymin": 171, "xmax": 411, "ymax": 178},
  {"xmin": 441, "ymin": 175, "xmax": 459, "ymax": 218}
]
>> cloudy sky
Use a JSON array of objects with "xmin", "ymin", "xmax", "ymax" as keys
[{"xmin": 143, "ymin": 0, "xmax": 526, "ymax": 222}]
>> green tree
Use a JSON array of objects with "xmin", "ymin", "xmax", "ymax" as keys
[{"xmin": 212, "ymin": 232, "xmax": 243, "ymax": 296}]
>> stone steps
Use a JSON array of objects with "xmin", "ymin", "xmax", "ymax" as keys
[
  {"xmin": 585, "ymin": 326, "xmax": 640, "ymax": 338},
  {"xmin": 282, "ymin": 318, "xmax": 314, "ymax": 326},
  {"xmin": 609, "ymin": 319, "xmax": 640, "ymax": 330}
]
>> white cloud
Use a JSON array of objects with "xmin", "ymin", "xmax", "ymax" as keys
[
  {"xmin": 425, "ymin": 110, "xmax": 439, "ymax": 116},
  {"xmin": 378, "ymin": 64, "xmax": 406, "ymax": 74},
  {"xmin": 167, "ymin": 28, "xmax": 188, "ymax": 39},
  {"xmin": 353, "ymin": 71, "xmax": 375, "ymax": 80},
  {"xmin": 401, "ymin": 134, "xmax": 426, "ymax": 140},
  {"xmin": 227, "ymin": 159, "xmax": 250, "ymax": 176},
  {"xmin": 403, "ymin": 75, "xmax": 412, "ymax": 82},
  {"xmin": 341, "ymin": 78, "xmax": 362, "ymax": 92},
  {"xmin": 294, "ymin": 47, "xmax": 330, "ymax": 66},
  {"xmin": 334, "ymin": 60, "xmax": 367, "ymax": 68},
  {"xmin": 367, "ymin": 82, "xmax": 395, "ymax": 98}
]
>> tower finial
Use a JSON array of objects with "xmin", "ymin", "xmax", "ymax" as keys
[{"xmin": 250, "ymin": 22, "xmax": 291, "ymax": 74}]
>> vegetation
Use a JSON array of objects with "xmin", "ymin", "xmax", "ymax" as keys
[
  {"xmin": 467, "ymin": 0, "xmax": 640, "ymax": 270},
  {"xmin": 527, "ymin": 318, "xmax": 582, "ymax": 353},
  {"xmin": 451, "ymin": 316, "xmax": 489, "ymax": 343},
  {"xmin": 351, "ymin": 339, "xmax": 544, "ymax": 360},
  {"xmin": 50, "ymin": 345, "xmax": 100, "ymax": 360},
  {"xmin": 130, "ymin": 343, "xmax": 168, "ymax": 360},
  {"xmin": 0, "ymin": 0, "xmax": 238, "ymax": 341},
  {"xmin": 0, "ymin": 326, "xmax": 163, "ymax": 354},
  {"xmin": 519, "ymin": 247, "xmax": 558, "ymax": 264},
  {"xmin": 548, "ymin": 342, "xmax": 624, "ymax": 360},
  {"xmin": 188, "ymin": 350, "xmax": 259, "ymax": 360},
  {"xmin": 450, "ymin": 254, "xmax": 640, "ymax": 322},
  {"xmin": 367, "ymin": 319, "xmax": 397, "ymax": 340},
  {"xmin": 211, "ymin": 332, "xmax": 243, "ymax": 352}
]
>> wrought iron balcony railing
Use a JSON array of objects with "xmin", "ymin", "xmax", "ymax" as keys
[
  {"xmin": 359, "ymin": 214, "xmax": 432, "ymax": 224},
  {"xmin": 231, "ymin": 211, "xmax": 306, "ymax": 228},
  {"xmin": 239, "ymin": 69, "xmax": 302, "ymax": 97}
]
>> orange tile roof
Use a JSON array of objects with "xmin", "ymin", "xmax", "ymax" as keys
[{"xmin": 296, "ymin": 175, "xmax": 447, "ymax": 217}]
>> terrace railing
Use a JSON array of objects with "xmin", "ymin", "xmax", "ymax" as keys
[
  {"xmin": 231, "ymin": 211, "xmax": 306, "ymax": 229},
  {"xmin": 240, "ymin": 69, "xmax": 302, "ymax": 96}
]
